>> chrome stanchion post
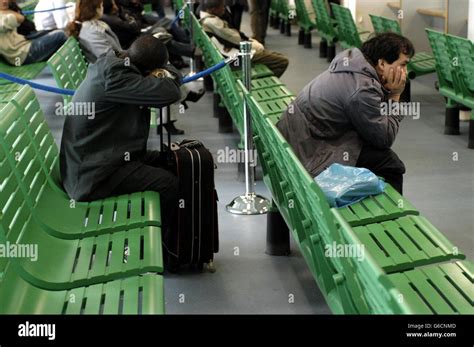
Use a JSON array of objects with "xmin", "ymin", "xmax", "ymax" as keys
[
  {"xmin": 186, "ymin": 0, "xmax": 197, "ymax": 76},
  {"xmin": 226, "ymin": 42, "xmax": 270, "ymax": 215}
]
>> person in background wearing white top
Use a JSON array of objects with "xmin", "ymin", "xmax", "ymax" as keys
[{"xmin": 34, "ymin": 0, "xmax": 73, "ymax": 31}]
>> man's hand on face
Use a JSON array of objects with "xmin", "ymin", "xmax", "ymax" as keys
[{"xmin": 381, "ymin": 66, "xmax": 407, "ymax": 97}]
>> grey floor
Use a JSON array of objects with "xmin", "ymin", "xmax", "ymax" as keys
[{"xmin": 33, "ymin": 12, "xmax": 473, "ymax": 314}]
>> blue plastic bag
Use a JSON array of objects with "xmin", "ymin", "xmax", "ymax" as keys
[{"xmin": 314, "ymin": 163, "xmax": 386, "ymax": 208}]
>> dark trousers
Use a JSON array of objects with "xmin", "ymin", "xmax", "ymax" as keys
[
  {"xmin": 110, "ymin": 151, "xmax": 179, "ymax": 236},
  {"xmin": 229, "ymin": 4, "xmax": 245, "ymax": 30},
  {"xmin": 249, "ymin": 0, "xmax": 271, "ymax": 44},
  {"xmin": 356, "ymin": 145, "xmax": 406, "ymax": 195}
]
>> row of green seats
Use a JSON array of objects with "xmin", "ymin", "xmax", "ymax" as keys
[
  {"xmin": 426, "ymin": 29, "xmax": 474, "ymax": 148},
  {"xmin": 310, "ymin": 0, "xmax": 338, "ymax": 59},
  {"xmin": 369, "ymin": 14, "xmax": 436, "ymax": 79},
  {"xmin": 240, "ymin": 80, "xmax": 473, "ymax": 314},
  {"xmin": 0, "ymin": 85, "xmax": 165, "ymax": 314}
]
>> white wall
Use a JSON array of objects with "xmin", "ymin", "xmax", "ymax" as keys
[{"xmin": 469, "ymin": 0, "xmax": 474, "ymax": 40}]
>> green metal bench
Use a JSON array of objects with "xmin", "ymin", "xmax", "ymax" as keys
[
  {"xmin": 6, "ymin": 87, "xmax": 162, "ymax": 240},
  {"xmin": 0, "ymin": 96, "xmax": 164, "ymax": 291},
  {"xmin": 330, "ymin": 3, "xmax": 370, "ymax": 50},
  {"xmin": 426, "ymin": 29, "xmax": 474, "ymax": 148},
  {"xmin": 241, "ymin": 79, "xmax": 473, "ymax": 314},
  {"xmin": 0, "ymin": 256, "xmax": 164, "ymax": 314},
  {"xmin": 369, "ymin": 14, "xmax": 436, "ymax": 79},
  {"xmin": 311, "ymin": 0, "xmax": 338, "ymax": 61},
  {"xmin": 295, "ymin": 0, "xmax": 317, "ymax": 48}
]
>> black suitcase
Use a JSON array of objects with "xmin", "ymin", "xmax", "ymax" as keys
[{"xmin": 158, "ymin": 107, "xmax": 219, "ymax": 272}]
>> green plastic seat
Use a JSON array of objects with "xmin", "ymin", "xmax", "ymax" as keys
[
  {"xmin": 0, "ymin": 260, "xmax": 164, "ymax": 314},
  {"xmin": 351, "ymin": 215, "xmax": 465, "ymax": 273},
  {"xmin": 386, "ymin": 261, "xmax": 474, "ymax": 314},
  {"xmin": 311, "ymin": 0, "xmax": 338, "ymax": 46},
  {"xmin": 331, "ymin": 3, "xmax": 361, "ymax": 49},
  {"xmin": 295, "ymin": 0, "xmax": 316, "ymax": 33},
  {"xmin": 3, "ymin": 87, "xmax": 162, "ymax": 239}
]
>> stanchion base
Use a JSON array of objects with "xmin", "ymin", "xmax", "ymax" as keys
[{"xmin": 226, "ymin": 193, "xmax": 270, "ymax": 215}]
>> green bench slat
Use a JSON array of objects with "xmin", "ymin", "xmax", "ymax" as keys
[
  {"xmin": 0, "ymin": 261, "xmax": 164, "ymax": 314},
  {"xmin": 387, "ymin": 261, "xmax": 473, "ymax": 314},
  {"xmin": 295, "ymin": 0, "xmax": 316, "ymax": 31},
  {"xmin": 352, "ymin": 215, "xmax": 464, "ymax": 273}
]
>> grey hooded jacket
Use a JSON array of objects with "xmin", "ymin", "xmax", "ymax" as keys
[{"xmin": 276, "ymin": 48, "xmax": 404, "ymax": 177}]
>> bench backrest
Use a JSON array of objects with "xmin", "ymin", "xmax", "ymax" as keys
[
  {"xmin": 47, "ymin": 37, "xmax": 88, "ymax": 104},
  {"xmin": 369, "ymin": 14, "xmax": 401, "ymax": 34},
  {"xmin": 446, "ymin": 34, "xmax": 474, "ymax": 99},
  {"xmin": 331, "ymin": 3, "xmax": 362, "ymax": 49},
  {"xmin": 295, "ymin": 0, "xmax": 315, "ymax": 30}
]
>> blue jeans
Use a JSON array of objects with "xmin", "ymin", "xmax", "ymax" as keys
[{"xmin": 23, "ymin": 30, "xmax": 67, "ymax": 64}]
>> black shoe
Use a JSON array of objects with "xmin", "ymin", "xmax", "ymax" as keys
[
  {"xmin": 185, "ymin": 89, "xmax": 205, "ymax": 103},
  {"xmin": 161, "ymin": 120, "xmax": 185, "ymax": 135}
]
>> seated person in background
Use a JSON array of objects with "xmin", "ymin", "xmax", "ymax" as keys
[
  {"xmin": 67, "ymin": 0, "xmax": 122, "ymax": 63},
  {"xmin": 276, "ymin": 33, "xmax": 412, "ymax": 194},
  {"xmin": 0, "ymin": 0, "xmax": 67, "ymax": 65},
  {"xmin": 101, "ymin": 0, "xmax": 141, "ymax": 48},
  {"xmin": 60, "ymin": 35, "xmax": 181, "ymax": 239},
  {"xmin": 8, "ymin": 0, "xmax": 36, "ymax": 36},
  {"xmin": 200, "ymin": 0, "xmax": 289, "ymax": 77},
  {"xmin": 34, "ymin": 0, "xmax": 72, "ymax": 31},
  {"xmin": 102, "ymin": 0, "xmax": 198, "ymax": 70}
]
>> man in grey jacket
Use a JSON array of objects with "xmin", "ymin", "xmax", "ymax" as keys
[{"xmin": 277, "ymin": 33, "xmax": 413, "ymax": 194}]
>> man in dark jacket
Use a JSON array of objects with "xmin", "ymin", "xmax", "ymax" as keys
[
  {"xmin": 277, "ymin": 33, "xmax": 412, "ymax": 194},
  {"xmin": 60, "ymin": 35, "xmax": 182, "ymax": 231}
]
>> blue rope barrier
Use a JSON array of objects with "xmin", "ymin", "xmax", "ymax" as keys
[
  {"xmin": 22, "ymin": 5, "xmax": 73, "ymax": 15},
  {"xmin": 0, "ymin": 73, "xmax": 75, "ymax": 96},
  {"xmin": 181, "ymin": 60, "xmax": 227, "ymax": 84},
  {"xmin": 0, "ymin": 58, "xmax": 231, "ymax": 95}
]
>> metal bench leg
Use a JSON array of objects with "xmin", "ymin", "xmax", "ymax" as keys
[
  {"xmin": 285, "ymin": 22, "xmax": 292, "ymax": 36},
  {"xmin": 213, "ymin": 93, "xmax": 233, "ymax": 133},
  {"xmin": 319, "ymin": 39, "xmax": 328, "ymax": 58},
  {"xmin": 266, "ymin": 203, "xmax": 290, "ymax": 256},
  {"xmin": 280, "ymin": 20, "xmax": 286, "ymax": 34},
  {"xmin": 327, "ymin": 44, "xmax": 336, "ymax": 62},
  {"xmin": 445, "ymin": 106, "xmax": 460, "ymax": 135},
  {"xmin": 304, "ymin": 31, "xmax": 312, "ymax": 49},
  {"xmin": 298, "ymin": 28, "xmax": 305, "ymax": 45}
]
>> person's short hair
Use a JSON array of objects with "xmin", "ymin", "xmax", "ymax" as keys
[
  {"xmin": 202, "ymin": 0, "xmax": 224, "ymax": 11},
  {"xmin": 126, "ymin": 35, "xmax": 169, "ymax": 74},
  {"xmin": 361, "ymin": 32, "xmax": 415, "ymax": 66}
]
